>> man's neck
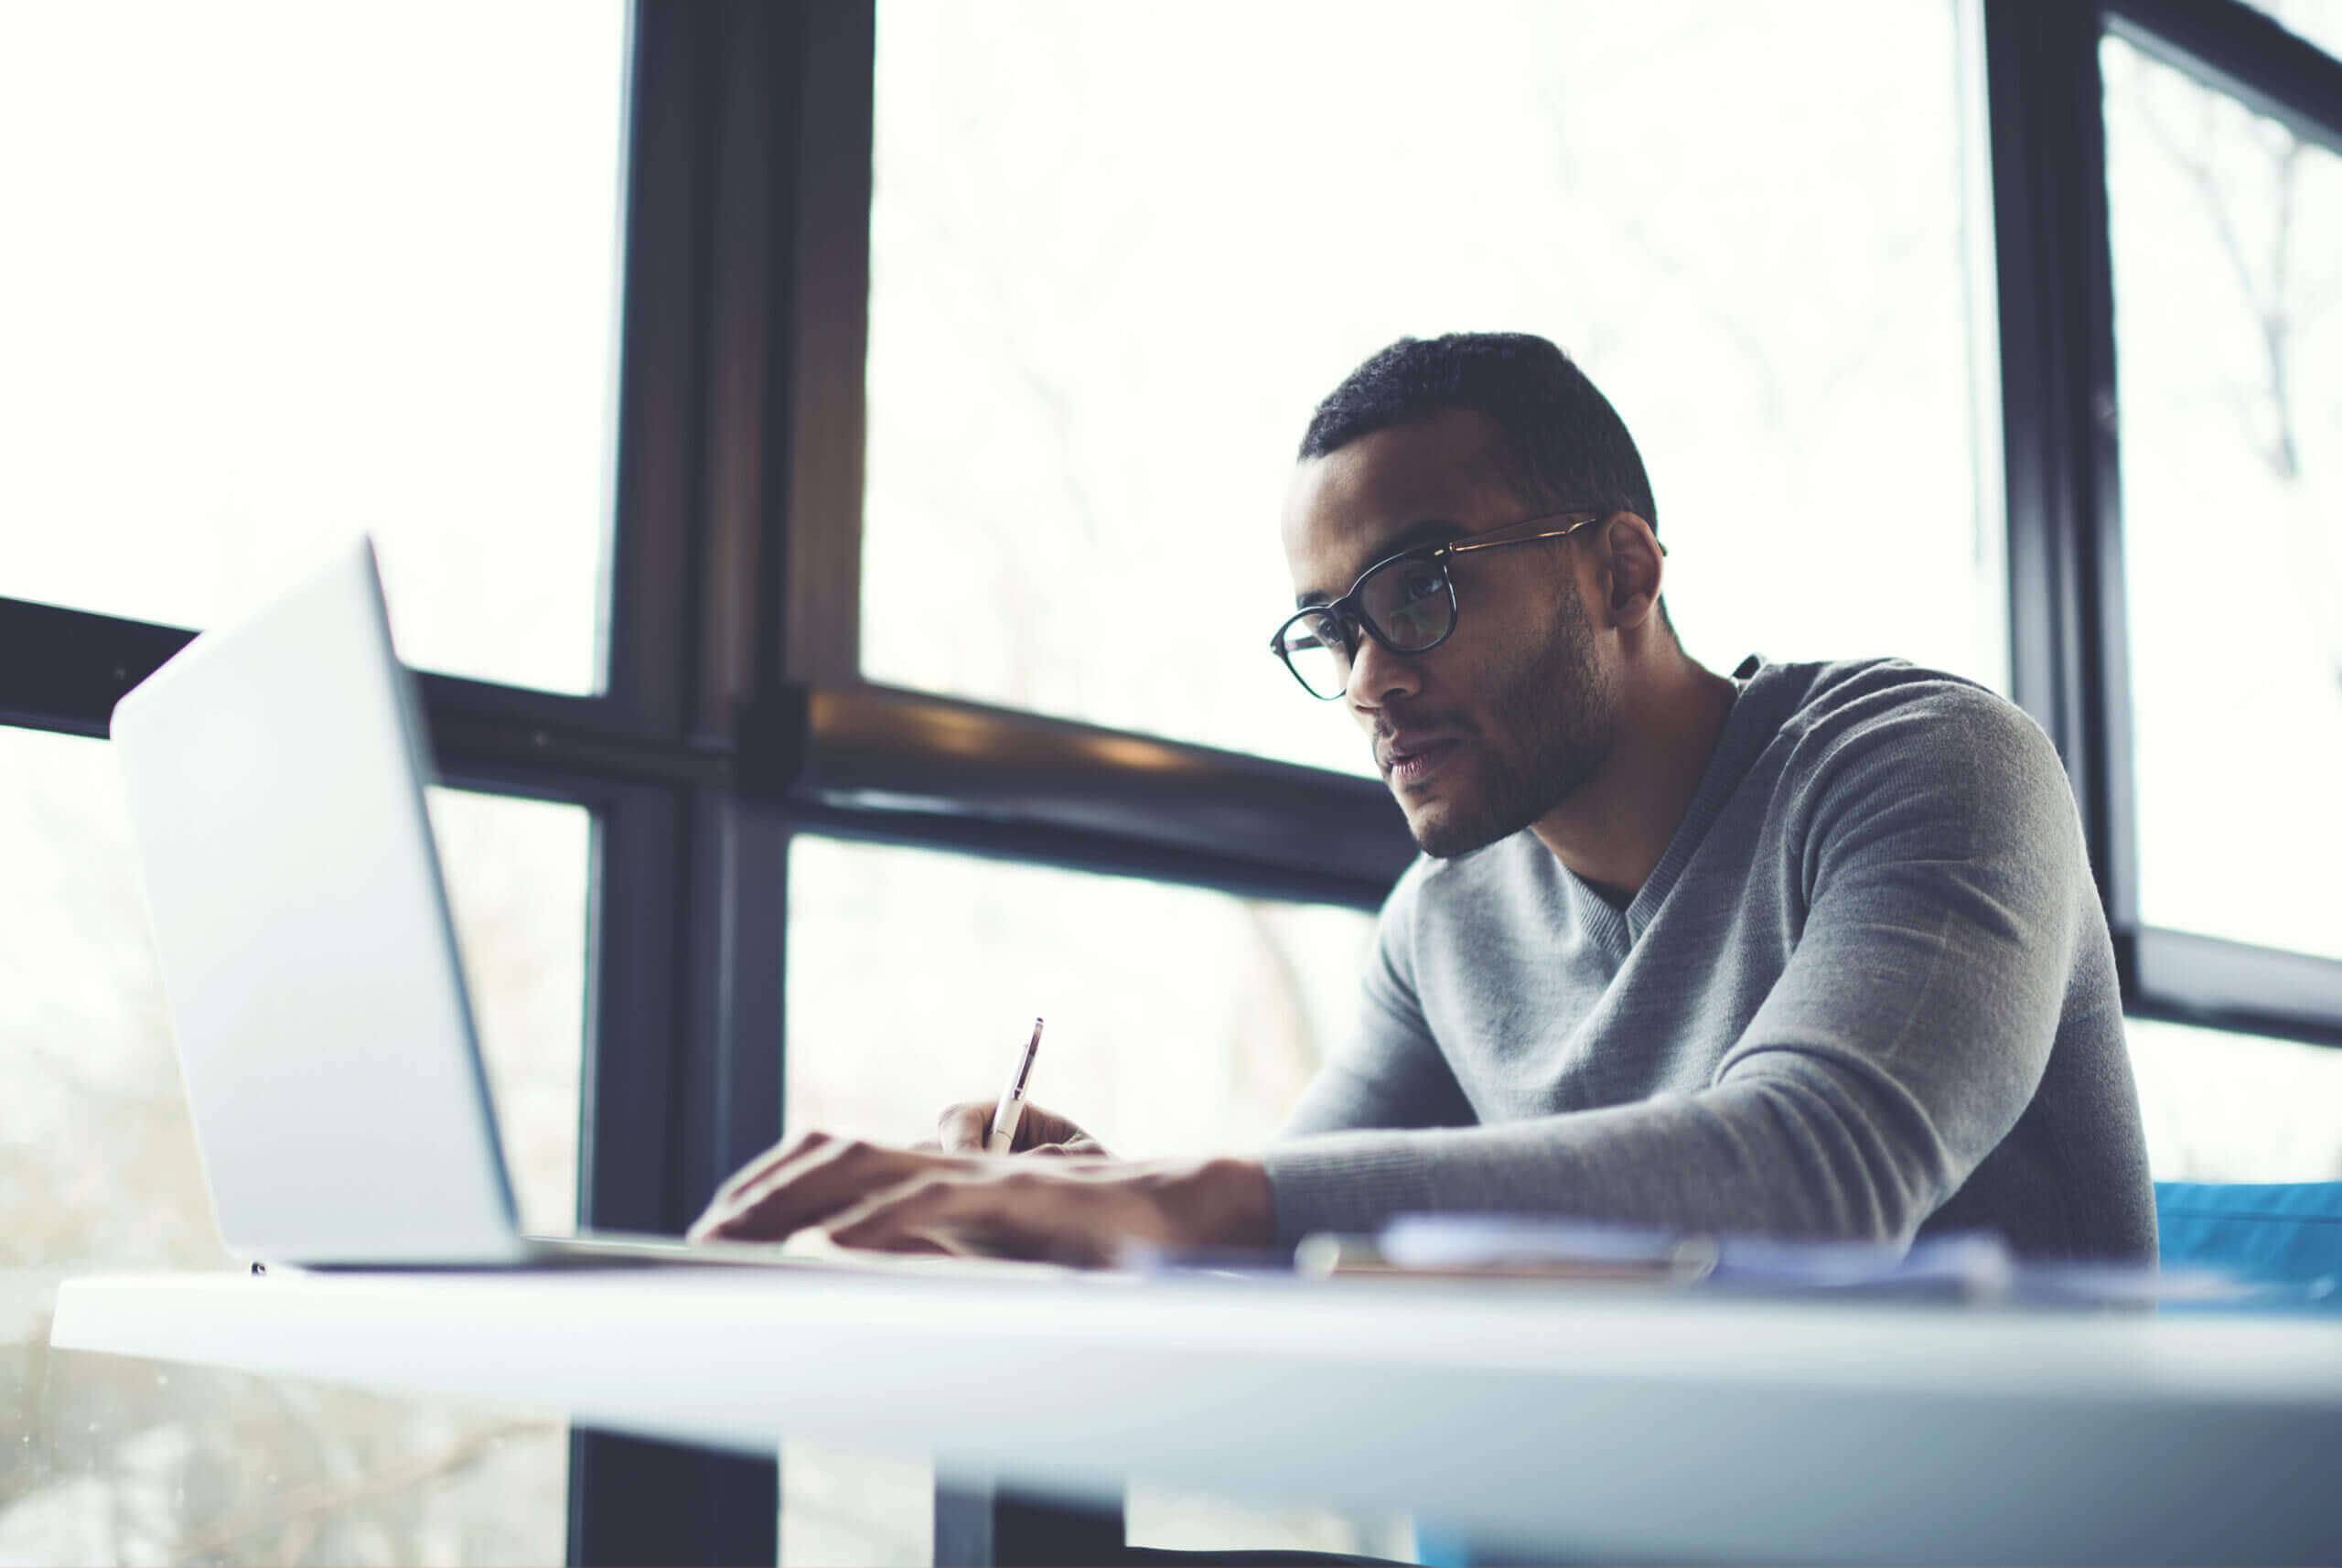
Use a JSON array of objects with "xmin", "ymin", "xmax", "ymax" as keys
[{"xmin": 1529, "ymin": 656, "xmax": 1739, "ymax": 906}]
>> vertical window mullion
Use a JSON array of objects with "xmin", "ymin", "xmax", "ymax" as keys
[
  {"xmin": 569, "ymin": 3, "xmax": 790, "ymax": 1563},
  {"xmin": 1982, "ymin": 0, "xmax": 2133, "ymax": 938},
  {"xmin": 601, "ymin": 0, "xmax": 713, "ymax": 738}
]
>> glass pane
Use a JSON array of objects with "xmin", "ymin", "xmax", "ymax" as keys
[
  {"xmin": 0, "ymin": 726, "xmax": 589, "ymax": 1562},
  {"xmin": 2240, "ymin": 0, "xmax": 2342, "ymax": 62},
  {"xmin": 2103, "ymin": 38, "xmax": 2342, "ymax": 962},
  {"xmin": 784, "ymin": 835, "xmax": 1382, "ymax": 1560},
  {"xmin": 2127, "ymin": 1017, "xmax": 2342, "ymax": 1181},
  {"xmin": 778, "ymin": 1442, "xmax": 932, "ymax": 1568},
  {"xmin": 863, "ymin": 0, "xmax": 1997, "ymax": 775},
  {"xmin": 424, "ymin": 789, "xmax": 595, "ymax": 1238},
  {"xmin": 787, "ymin": 838, "xmax": 1374, "ymax": 1156},
  {"xmin": 0, "ymin": 2, "xmax": 628, "ymax": 695}
]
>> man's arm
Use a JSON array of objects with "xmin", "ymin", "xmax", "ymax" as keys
[
  {"xmin": 687, "ymin": 1128, "xmax": 1272, "ymax": 1262},
  {"xmin": 693, "ymin": 689, "xmax": 2080, "ymax": 1263},
  {"xmin": 688, "ymin": 873, "xmax": 1459, "ymax": 1259},
  {"xmin": 1281, "ymin": 871, "xmax": 1477, "ymax": 1138},
  {"xmin": 1259, "ymin": 686, "xmax": 2087, "ymax": 1246}
]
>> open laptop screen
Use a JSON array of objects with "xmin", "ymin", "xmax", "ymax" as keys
[{"xmin": 111, "ymin": 538, "xmax": 528, "ymax": 1265}]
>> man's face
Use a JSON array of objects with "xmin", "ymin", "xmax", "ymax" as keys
[{"xmin": 1280, "ymin": 408, "xmax": 1617, "ymax": 858}]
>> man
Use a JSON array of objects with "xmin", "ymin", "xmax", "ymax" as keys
[{"xmin": 692, "ymin": 332, "xmax": 2157, "ymax": 1266}]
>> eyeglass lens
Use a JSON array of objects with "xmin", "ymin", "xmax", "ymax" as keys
[{"xmin": 1279, "ymin": 555, "xmax": 1456, "ymax": 697}]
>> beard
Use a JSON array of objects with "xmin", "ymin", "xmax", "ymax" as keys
[{"xmin": 1404, "ymin": 589, "xmax": 1616, "ymax": 860}]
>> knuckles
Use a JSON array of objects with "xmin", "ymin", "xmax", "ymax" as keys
[
  {"xmin": 704, "ymin": 1122, "xmax": 994, "ymax": 1249},
  {"xmin": 897, "ymin": 1174, "xmax": 957, "ymax": 1206},
  {"xmin": 935, "ymin": 1103, "xmax": 990, "ymax": 1146},
  {"xmin": 784, "ymin": 1130, "xmax": 872, "ymax": 1167}
]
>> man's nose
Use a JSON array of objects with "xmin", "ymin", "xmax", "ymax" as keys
[{"xmin": 1346, "ymin": 632, "xmax": 1422, "ymax": 710}]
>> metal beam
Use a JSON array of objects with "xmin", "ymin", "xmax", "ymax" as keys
[
  {"xmin": 1981, "ymin": 0, "xmax": 2134, "ymax": 926},
  {"xmin": 794, "ymin": 684, "xmax": 1414, "ymax": 900},
  {"xmin": 2130, "ymin": 929, "xmax": 2342, "ymax": 1050},
  {"xmin": 2107, "ymin": 0, "xmax": 2342, "ymax": 157},
  {"xmin": 566, "ymin": 3, "xmax": 779, "ymax": 1562}
]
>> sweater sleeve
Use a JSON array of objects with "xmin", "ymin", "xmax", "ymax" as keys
[
  {"xmin": 1278, "ymin": 866, "xmax": 1477, "ymax": 1138},
  {"xmin": 1259, "ymin": 687, "xmax": 2083, "ymax": 1246}
]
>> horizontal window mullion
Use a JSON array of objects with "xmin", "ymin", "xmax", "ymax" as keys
[
  {"xmin": 429, "ymin": 751, "xmax": 725, "ymax": 811},
  {"xmin": 1, "ymin": 596, "xmax": 1409, "ymax": 898},
  {"xmin": 2129, "ymin": 926, "xmax": 2342, "ymax": 1048},
  {"xmin": 0, "ymin": 596, "xmax": 738, "ymax": 787},
  {"xmin": 421, "ymin": 676, "xmax": 728, "ymax": 790},
  {"xmin": 0, "ymin": 596, "xmax": 198, "ymax": 737},
  {"xmin": 2107, "ymin": 0, "xmax": 2342, "ymax": 155},
  {"xmin": 790, "ymin": 683, "xmax": 1414, "ymax": 901}
]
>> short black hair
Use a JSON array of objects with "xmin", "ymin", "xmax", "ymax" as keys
[{"xmin": 1298, "ymin": 332, "xmax": 1658, "ymax": 532}]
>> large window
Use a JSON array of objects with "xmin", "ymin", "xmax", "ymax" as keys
[
  {"xmin": 2057, "ymin": 0, "xmax": 2342, "ymax": 1058},
  {"xmin": 1, "ymin": 4, "xmax": 632, "ymax": 1553},
  {"xmin": 863, "ymin": 0, "xmax": 2001, "ymax": 779},
  {"xmin": 2102, "ymin": 33, "xmax": 2342, "ymax": 964},
  {"xmin": 0, "ymin": 1, "xmax": 628, "ymax": 694},
  {"xmin": 0, "ymin": 728, "xmax": 588, "ymax": 1563}
]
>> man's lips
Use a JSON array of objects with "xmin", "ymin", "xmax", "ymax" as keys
[{"xmin": 1377, "ymin": 731, "xmax": 1466, "ymax": 787}]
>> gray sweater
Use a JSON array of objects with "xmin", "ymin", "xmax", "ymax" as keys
[{"xmin": 1262, "ymin": 657, "xmax": 2157, "ymax": 1262}]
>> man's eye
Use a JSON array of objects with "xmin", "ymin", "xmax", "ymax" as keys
[
  {"xmin": 1396, "ymin": 564, "xmax": 1444, "ymax": 602},
  {"xmin": 1296, "ymin": 612, "xmax": 1348, "ymax": 651}
]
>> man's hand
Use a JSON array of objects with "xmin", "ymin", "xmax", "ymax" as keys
[
  {"xmin": 927, "ymin": 1099, "xmax": 1112, "ymax": 1158},
  {"xmin": 685, "ymin": 1131, "xmax": 1271, "ymax": 1267}
]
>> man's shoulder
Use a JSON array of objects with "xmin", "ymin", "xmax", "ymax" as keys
[
  {"xmin": 1748, "ymin": 655, "xmax": 2072, "ymax": 825},
  {"xmin": 1755, "ymin": 653, "xmax": 2002, "ymax": 721},
  {"xmin": 1754, "ymin": 655, "xmax": 2049, "ymax": 766}
]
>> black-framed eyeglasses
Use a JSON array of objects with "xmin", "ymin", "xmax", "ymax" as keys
[{"xmin": 1269, "ymin": 509, "xmax": 1655, "ymax": 701}]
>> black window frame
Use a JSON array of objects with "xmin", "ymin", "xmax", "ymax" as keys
[{"xmin": 1985, "ymin": 0, "xmax": 2342, "ymax": 1050}]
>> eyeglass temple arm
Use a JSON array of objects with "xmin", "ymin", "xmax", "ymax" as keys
[{"xmin": 1442, "ymin": 513, "xmax": 1668, "ymax": 559}]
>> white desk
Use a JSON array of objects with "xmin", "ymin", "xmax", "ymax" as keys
[{"xmin": 50, "ymin": 1265, "xmax": 2342, "ymax": 1564}]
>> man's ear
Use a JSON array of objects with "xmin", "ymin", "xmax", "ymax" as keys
[{"xmin": 1597, "ymin": 513, "xmax": 1665, "ymax": 630}]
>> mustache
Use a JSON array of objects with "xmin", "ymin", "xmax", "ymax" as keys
[{"xmin": 1371, "ymin": 712, "xmax": 1474, "ymax": 746}]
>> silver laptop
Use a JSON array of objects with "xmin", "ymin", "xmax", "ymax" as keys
[{"xmin": 111, "ymin": 536, "xmax": 803, "ymax": 1271}]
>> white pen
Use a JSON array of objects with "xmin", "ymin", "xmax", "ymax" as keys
[{"xmin": 984, "ymin": 1017, "xmax": 1045, "ymax": 1154}]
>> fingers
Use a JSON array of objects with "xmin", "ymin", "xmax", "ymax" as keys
[
  {"xmin": 1013, "ymin": 1103, "xmax": 1092, "ymax": 1153},
  {"xmin": 687, "ymin": 1133, "xmax": 964, "ymax": 1244},
  {"xmin": 934, "ymin": 1101, "xmax": 994, "ymax": 1154},
  {"xmin": 825, "ymin": 1171, "xmax": 1129, "ymax": 1267},
  {"xmin": 688, "ymin": 1143, "xmax": 798, "ymax": 1241},
  {"xmin": 701, "ymin": 1128, "xmax": 822, "ymax": 1213},
  {"xmin": 935, "ymin": 1100, "xmax": 1107, "ymax": 1157},
  {"xmin": 1029, "ymin": 1136, "xmax": 1110, "ymax": 1159},
  {"xmin": 822, "ymin": 1163, "xmax": 1188, "ymax": 1267}
]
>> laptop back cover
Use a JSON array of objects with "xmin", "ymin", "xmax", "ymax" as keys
[{"xmin": 110, "ymin": 538, "xmax": 526, "ymax": 1265}]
